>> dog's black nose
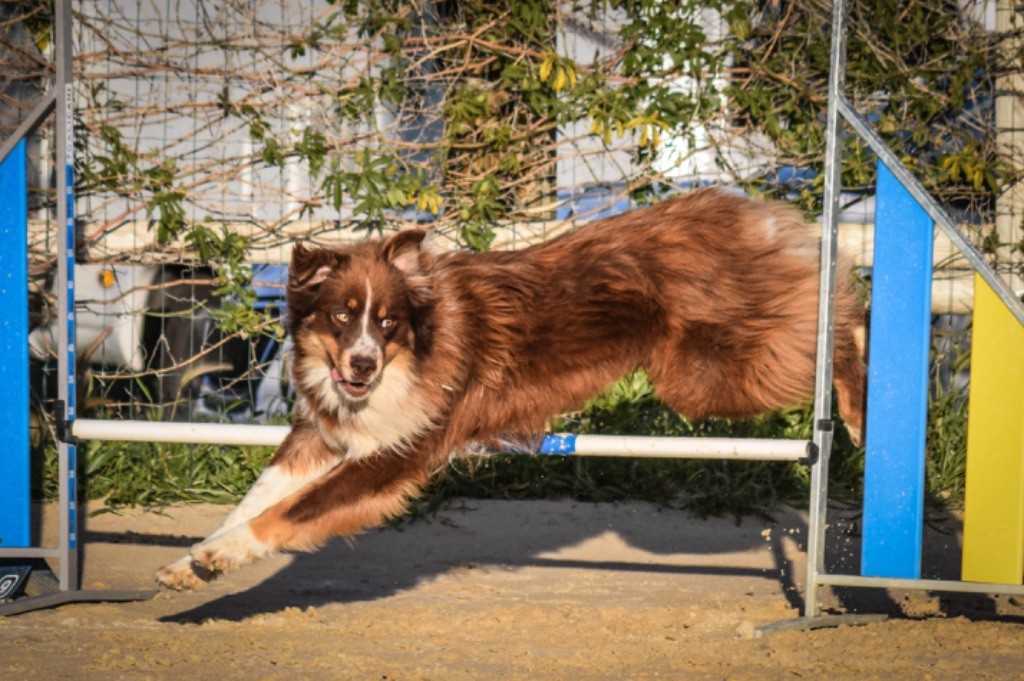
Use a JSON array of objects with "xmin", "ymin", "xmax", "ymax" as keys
[{"xmin": 349, "ymin": 355, "xmax": 378, "ymax": 379}]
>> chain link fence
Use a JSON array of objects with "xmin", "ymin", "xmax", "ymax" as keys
[{"xmin": 2, "ymin": 0, "xmax": 1022, "ymax": 426}]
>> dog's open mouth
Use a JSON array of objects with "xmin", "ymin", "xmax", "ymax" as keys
[{"xmin": 331, "ymin": 367, "xmax": 371, "ymax": 398}]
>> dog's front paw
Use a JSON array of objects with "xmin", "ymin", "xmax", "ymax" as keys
[
  {"xmin": 155, "ymin": 555, "xmax": 217, "ymax": 591},
  {"xmin": 190, "ymin": 525, "xmax": 270, "ymax": 574},
  {"xmin": 847, "ymin": 424, "xmax": 863, "ymax": 448}
]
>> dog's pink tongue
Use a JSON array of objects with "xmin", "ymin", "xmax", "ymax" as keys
[{"xmin": 331, "ymin": 367, "xmax": 343, "ymax": 382}]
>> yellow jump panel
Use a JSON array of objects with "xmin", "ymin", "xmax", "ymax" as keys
[{"xmin": 962, "ymin": 273, "xmax": 1024, "ymax": 584}]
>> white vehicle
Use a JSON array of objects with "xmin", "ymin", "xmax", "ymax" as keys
[{"xmin": 29, "ymin": 263, "xmax": 292, "ymax": 422}]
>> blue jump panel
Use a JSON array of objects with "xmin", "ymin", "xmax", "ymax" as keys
[
  {"xmin": 861, "ymin": 161, "xmax": 934, "ymax": 579},
  {"xmin": 0, "ymin": 140, "xmax": 30, "ymax": 548}
]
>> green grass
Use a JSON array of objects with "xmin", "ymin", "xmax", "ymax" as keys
[
  {"xmin": 35, "ymin": 436, "xmax": 275, "ymax": 511},
  {"xmin": 84, "ymin": 440, "xmax": 276, "ymax": 508},
  {"xmin": 924, "ymin": 333, "xmax": 971, "ymax": 508}
]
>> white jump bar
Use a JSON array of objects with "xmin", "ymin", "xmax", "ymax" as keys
[
  {"xmin": 73, "ymin": 419, "xmax": 290, "ymax": 447},
  {"xmin": 542, "ymin": 434, "xmax": 813, "ymax": 461},
  {"xmin": 71, "ymin": 419, "xmax": 813, "ymax": 462}
]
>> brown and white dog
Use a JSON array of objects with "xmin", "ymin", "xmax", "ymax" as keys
[{"xmin": 156, "ymin": 188, "xmax": 866, "ymax": 590}]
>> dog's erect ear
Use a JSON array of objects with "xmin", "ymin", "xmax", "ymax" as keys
[
  {"xmin": 286, "ymin": 243, "xmax": 349, "ymax": 335},
  {"xmin": 381, "ymin": 230, "xmax": 434, "ymax": 315},
  {"xmin": 381, "ymin": 230, "xmax": 427, "ymax": 276},
  {"xmin": 289, "ymin": 242, "xmax": 348, "ymax": 288}
]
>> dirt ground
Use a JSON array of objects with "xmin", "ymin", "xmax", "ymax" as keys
[{"xmin": 1, "ymin": 499, "xmax": 1022, "ymax": 680}]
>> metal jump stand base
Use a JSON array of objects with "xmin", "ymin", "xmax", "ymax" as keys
[
  {"xmin": 0, "ymin": 558, "xmax": 155, "ymax": 618},
  {"xmin": 755, "ymin": 614, "xmax": 889, "ymax": 637},
  {"xmin": 0, "ymin": 589, "xmax": 157, "ymax": 618},
  {"xmin": 0, "ymin": 565, "xmax": 155, "ymax": 618}
]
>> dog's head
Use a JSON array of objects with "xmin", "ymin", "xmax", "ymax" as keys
[{"xmin": 286, "ymin": 230, "xmax": 433, "ymax": 409}]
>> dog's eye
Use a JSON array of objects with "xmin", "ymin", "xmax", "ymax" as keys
[
  {"xmin": 380, "ymin": 317, "xmax": 395, "ymax": 329},
  {"xmin": 335, "ymin": 312, "xmax": 350, "ymax": 324}
]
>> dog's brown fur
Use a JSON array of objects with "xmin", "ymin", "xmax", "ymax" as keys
[{"xmin": 156, "ymin": 188, "xmax": 866, "ymax": 589}]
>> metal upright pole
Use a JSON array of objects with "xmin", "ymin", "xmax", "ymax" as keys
[
  {"xmin": 804, "ymin": 0, "xmax": 849, "ymax": 620},
  {"xmin": 0, "ymin": 0, "xmax": 151, "ymax": 616},
  {"xmin": 54, "ymin": 0, "xmax": 78, "ymax": 592}
]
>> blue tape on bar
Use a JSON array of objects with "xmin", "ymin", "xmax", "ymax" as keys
[
  {"xmin": 0, "ymin": 140, "xmax": 30, "ymax": 548},
  {"xmin": 539, "ymin": 434, "xmax": 577, "ymax": 455},
  {"xmin": 861, "ymin": 161, "xmax": 934, "ymax": 579}
]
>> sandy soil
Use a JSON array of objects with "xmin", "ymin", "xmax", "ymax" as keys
[{"xmin": 1, "ymin": 499, "xmax": 1022, "ymax": 680}]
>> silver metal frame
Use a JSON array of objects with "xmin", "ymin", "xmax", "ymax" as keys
[
  {"xmin": 803, "ymin": 0, "xmax": 850, "ymax": 621},
  {"xmin": 0, "ymin": 0, "xmax": 154, "ymax": 618},
  {"xmin": 838, "ymin": 98, "xmax": 1024, "ymax": 325},
  {"xmin": 788, "ymin": 0, "xmax": 1024, "ymax": 632},
  {"xmin": 0, "ymin": 92, "xmax": 55, "ymax": 166},
  {"xmin": 55, "ymin": 0, "xmax": 76, "ymax": 594}
]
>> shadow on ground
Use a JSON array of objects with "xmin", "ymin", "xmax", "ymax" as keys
[{"xmin": 73, "ymin": 498, "xmax": 1017, "ymax": 626}]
